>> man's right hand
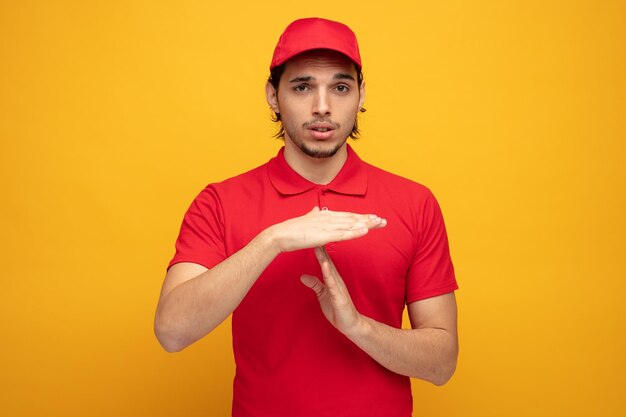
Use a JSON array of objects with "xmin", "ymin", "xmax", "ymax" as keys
[
  {"xmin": 266, "ymin": 206, "xmax": 387, "ymax": 253},
  {"xmin": 155, "ymin": 207, "xmax": 386, "ymax": 352}
]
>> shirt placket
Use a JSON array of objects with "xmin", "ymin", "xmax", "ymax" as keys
[
  {"xmin": 317, "ymin": 187, "xmax": 338, "ymax": 251},
  {"xmin": 317, "ymin": 187, "xmax": 330, "ymax": 211}
]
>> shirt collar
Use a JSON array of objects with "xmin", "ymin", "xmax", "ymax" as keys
[{"xmin": 267, "ymin": 144, "xmax": 368, "ymax": 196}]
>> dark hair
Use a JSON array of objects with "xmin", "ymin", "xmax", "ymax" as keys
[{"xmin": 268, "ymin": 63, "xmax": 367, "ymax": 139}]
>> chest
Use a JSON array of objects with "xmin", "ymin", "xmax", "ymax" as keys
[{"xmin": 221, "ymin": 188, "xmax": 419, "ymax": 324}]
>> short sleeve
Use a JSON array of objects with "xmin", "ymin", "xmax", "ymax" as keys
[
  {"xmin": 405, "ymin": 190, "xmax": 458, "ymax": 304},
  {"xmin": 167, "ymin": 186, "xmax": 227, "ymax": 270}
]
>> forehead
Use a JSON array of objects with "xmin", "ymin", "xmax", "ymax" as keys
[{"xmin": 282, "ymin": 49, "xmax": 357, "ymax": 78}]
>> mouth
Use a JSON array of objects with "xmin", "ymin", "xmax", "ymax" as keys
[{"xmin": 306, "ymin": 122, "xmax": 337, "ymax": 140}]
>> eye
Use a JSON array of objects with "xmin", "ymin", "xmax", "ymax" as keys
[
  {"xmin": 335, "ymin": 84, "xmax": 350, "ymax": 93},
  {"xmin": 293, "ymin": 84, "xmax": 310, "ymax": 92}
]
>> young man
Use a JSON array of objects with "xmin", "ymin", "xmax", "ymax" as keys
[{"xmin": 155, "ymin": 17, "xmax": 458, "ymax": 417}]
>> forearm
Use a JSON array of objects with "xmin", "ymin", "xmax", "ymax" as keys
[
  {"xmin": 155, "ymin": 209, "xmax": 385, "ymax": 352},
  {"xmin": 345, "ymin": 316, "xmax": 458, "ymax": 385},
  {"xmin": 305, "ymin": 247, "xmax": 458, "ymax": 384},
  {"xmin": 155, "ymin": 229, "xmax": 279, "ymax": 352}
]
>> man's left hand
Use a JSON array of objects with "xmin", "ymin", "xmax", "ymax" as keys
[
  {"xmin": 301, "ymin": 246, "xmax": 458, "ymax": 384},
  {"xmin": 300, "ymin": 246, "xmax": 363, "ymax": 336}
]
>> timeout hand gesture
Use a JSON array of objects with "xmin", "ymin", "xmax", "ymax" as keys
[{"xmin": 268, "ymin": 206, "xmax": 387, "ymax": 253}]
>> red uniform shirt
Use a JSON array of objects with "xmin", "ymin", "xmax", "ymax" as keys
[{"xmin": 169, "ymin": 145, "xmax": 457, "ymax": 417}]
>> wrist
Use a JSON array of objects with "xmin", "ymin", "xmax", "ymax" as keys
[
  {"xmin": 345, "ymin": 314, "xmax": 371, "ymax": 341},
  {"xmin": 257, "ymin": 225, "xmax": 284, "ymax": 256}
]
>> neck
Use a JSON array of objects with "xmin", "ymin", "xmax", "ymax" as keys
[{"xmin": 283, "ymin": 141, "xmax": 349, "ymax": 185}]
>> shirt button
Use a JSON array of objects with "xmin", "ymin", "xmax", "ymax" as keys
[{"xmin": 321, "ymin": 207, "xmax": 329, "ymax": 211}]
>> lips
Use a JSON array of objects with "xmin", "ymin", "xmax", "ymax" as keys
[{"xmin": 306, "ymin": 122, "xmax": 336, "ymax": 140}]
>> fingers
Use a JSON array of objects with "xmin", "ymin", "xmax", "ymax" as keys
[
  {"xmin": 310, "ymin": 209, "xmax": 387, "ymax": 240},
  {"xmin": 314, "ymin": 247, "xmax": 348, "ymax": 294},
  {"xmin": 317, "ymin": 214, "xmax": 386, "ymax": 243},
  {"xmin": 342, "ymin": 214, "xmax": 386, "ymax": 231},
  {"xmin": 314, "ymin": 246, "xmax": 331, "ymax": 267},
  {"xmin": 300, "ymin": 274, "xmax": 325, "ymax": 298},
  {"xmin": 313, "ymin": 247, "xmax": 334, "ymax": 284},
  {"xmin": 305, "ymin": 248, "xmax": 361, "ymax": 334},
  {"xmin": 368, "ymin": 215, "xmax": 387, "ymax": 230},
  {"xmin": 276, "ymin": 208, "xmax": 387, "ymax": 253},
  {"xmin": 307, "ymin": 207, "xmax": 387, "ymax": 228}
]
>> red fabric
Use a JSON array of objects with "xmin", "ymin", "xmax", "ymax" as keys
[
  {"xmin": 169, "ymin": 145, "xmax": 457, "ymax": 417},
  {"xmin": 270, "ymin": 17, "xmax": 362, "ymax": 69}
]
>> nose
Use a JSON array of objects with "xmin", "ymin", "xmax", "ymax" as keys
[{"xmin": 312, "ymin": 89, "xmax": 331, "ymax": 117}]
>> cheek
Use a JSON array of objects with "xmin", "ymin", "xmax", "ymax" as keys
[
  {"xmin": 340, "ymin": 102, "xmax": 360, "ymax": 121},
  {"xmin": 278, "ymin": 99, "xmax": 305, "ymax": 121}
]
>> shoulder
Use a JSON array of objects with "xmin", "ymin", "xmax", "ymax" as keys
[
  {"xmin": 359, "ymin": 160, "xmax": 445, "ymax": 231},
  {"xmin": 182, "ymin": 161, "xmax": 271, "ymax": 219},
  {"xmin": 363, "ymin": 160, "xmax": 434, "ymax": 200},
  {"xmin": 198, "ymin": 160, "xmax": 271, "ymax": 197}
]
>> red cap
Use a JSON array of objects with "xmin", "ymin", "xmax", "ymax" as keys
[{"xmin": 270, "ymin": 18, "xmax": 362, "ymax": 70}]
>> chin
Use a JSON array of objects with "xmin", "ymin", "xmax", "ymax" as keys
[{"xmin": 299, "ymin": 140, "xmax": 346, "ymax": 159}]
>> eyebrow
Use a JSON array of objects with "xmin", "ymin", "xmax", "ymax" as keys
[
  {"xmin": 334, "ymin": 73, "xmax": 356, "ymax": 81},
  {"xmin": 288, "ymin": 73, "xmax": 356, "ymax": 83}
]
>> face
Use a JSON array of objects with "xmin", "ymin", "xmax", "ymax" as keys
[{"xmin": 266, "ymin": 50, "xmax": 365, "ymax": 159}]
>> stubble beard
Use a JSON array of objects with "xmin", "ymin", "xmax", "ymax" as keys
[
  {"xmin": 284, "ymin": 121, "xmax": 353, "ymax": 159},
  {"xmin": 292, "ymin": 137, "xmax": 347, "ymax": 159}
]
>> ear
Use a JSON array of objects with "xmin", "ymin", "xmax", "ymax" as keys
[
  {"xmin": 358, "ymin": 81, "xmax": 366, "ymax": 110},
  {"xmin": 265, "ymin": 81, "xmax": 280, "ymax": 113}
]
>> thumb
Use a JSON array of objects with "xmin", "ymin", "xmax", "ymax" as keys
[{"xmin": 300, "ymin": 274, "xmax": 325, "ymax": 298}]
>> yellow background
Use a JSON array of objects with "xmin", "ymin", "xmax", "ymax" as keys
[{"xmin": 1, "ymin": 1, "xmax": 625, "ymax": 416}]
